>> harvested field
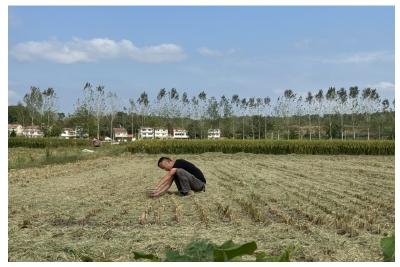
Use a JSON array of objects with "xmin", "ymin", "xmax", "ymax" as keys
[{"xmin": 8, "ymin": 152, "xmax": 395, "ymax": 261}]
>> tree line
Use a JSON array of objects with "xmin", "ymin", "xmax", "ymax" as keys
[{"xmin": 8, "ymin": 83, "xmax": 395, "ymax": 140}]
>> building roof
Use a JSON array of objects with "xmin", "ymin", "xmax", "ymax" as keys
[
  {"xmin": 113, "ymin": 127, "xmax": 128, "ymax": 133},
  {"xmin": 24, "ymin": 125, "xmax": 41, "ymax": 130},
  {"xmin": 8, "ymin": 124, "xmax": 22, "ymax": 128}
]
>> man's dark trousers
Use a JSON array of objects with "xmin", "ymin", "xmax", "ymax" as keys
[{"xmin": 174, "ymin": 168, "xmax": 205, "ymax": 195}]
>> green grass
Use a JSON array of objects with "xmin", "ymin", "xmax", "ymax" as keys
[
  {"xmin": 8, "ymin": 137, "xmax": 90, "ymax": 148},
  {"xmin": 8, "ymin": 145, "xmax": 127, "ymax": 170}
]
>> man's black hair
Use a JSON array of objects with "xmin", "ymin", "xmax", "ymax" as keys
[{"xmin": 157, "ymin": 157, "xmax": 171, "ymax": 167}]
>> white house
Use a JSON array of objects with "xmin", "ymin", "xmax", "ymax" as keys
[
  {"xmin": 173, "ymin": 128, "xmax": 189, "ymax": 139},
  {"xmin": 208, "ymin": 129, "xmax": 221, "ymax": 139},
  {"xmin": 22, "ymin": 125, "xmax": 44, "ymax": 138},
  {"xmin": 8, "ymin": 124, "xmax": 23, "ymax": 136},
  {"xmin": 139, "ymin": 127, "xmax": 154, "ymax": 139},
  {"xmin": 113, "ymin": 127, "xmax": 128, "ymax": 142},
  {"xmin": 154, "ymin": 128, "xmax": 168, "ymax": 139},
  {"xmin": 60, "ymin": 128, "xmax": 77, "ymax": 139}
]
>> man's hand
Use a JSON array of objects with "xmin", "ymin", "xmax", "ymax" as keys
[
  {"xmin": 147, "ymin": 173, "xmax": 174, "ymax": 198},
  {"xmin": 146, "ymin": 188, "xmax": 159, "ymax": 197},
  {"xmin": 148, "ymin": 191, "xmax": 159, "ymax": 197}
]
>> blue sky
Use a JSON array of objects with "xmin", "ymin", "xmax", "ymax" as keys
[{"xmin": 8, "ymin": 6, "xmax": 395, "ymax": 113}]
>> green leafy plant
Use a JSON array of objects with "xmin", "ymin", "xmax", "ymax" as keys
[
  {"xmin": 8, "ymin": 137, "xmax": 90, "ymax": 148},
  {"xmin": 127, "ymin": 139, "xmax": 394, "ymax": 155},
  {"xmin": 133, "ymin": 239, "xmax": 291, "ymax": 262},
  {"xmin": 380, "ymin": 235, "xmax": 395, "ymax": 262}
]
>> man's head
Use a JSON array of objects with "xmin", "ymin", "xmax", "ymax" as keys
[{"xmin": 158, "ymin": 157, "xmax": 174, "ymax": 171}]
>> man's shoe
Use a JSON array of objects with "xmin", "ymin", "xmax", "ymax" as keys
[{"xmin": 180, "ymin": 191, "xmax": 194, "ymax": 196}]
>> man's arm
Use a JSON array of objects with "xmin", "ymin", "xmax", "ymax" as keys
[
  {"xmin": 150, "ymin": 177, "xmax": 173, "ymax": 197},
  {"xmin": 149, "ymin": 168, "xmax": 177, "ymax": 197}
]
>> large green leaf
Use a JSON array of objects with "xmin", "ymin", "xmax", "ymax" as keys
[
  {"xmin": 183, "ymin": 239, "xmax": 216, "ymax": 261},
  {"xmin": 164, "ymin": 249, "xmax": 192, "ymax": 262},
  {"xmin": 380, "ymin": 235, "xmax": 395, "ymax": 262},
  {"xmin": 213, "ymin": 241, "xmax": 257, "ymax": 261},
  {"xmin": 255, "ymin": 247, "xmax": 291, "ymax": 262},
  {"xmin": 133, "ymin": 251, "xmax": 160, "ymax": 261}
]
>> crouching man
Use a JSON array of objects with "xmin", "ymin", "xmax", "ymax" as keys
[{"xmin": 148, "ymin": 157, "xmax": 206, "ymax": 197}]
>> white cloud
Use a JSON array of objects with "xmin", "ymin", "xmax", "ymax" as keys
[
  {"xmin": 321, "ymin": 51, "xmax": 393, "ymax": 64},
  {"xmin": 11, "ymin": 38, "xmax": 186, "ymax": 64},
  {"xmin": 197, "ymin": 47, "xmax": 236, "ymax": 57}
]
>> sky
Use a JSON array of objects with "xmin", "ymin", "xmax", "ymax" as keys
[{"xmin": 8, "ymin": 6, "xmax": 395, "ymax": 113}]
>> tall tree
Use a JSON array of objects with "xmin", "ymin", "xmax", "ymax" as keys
[
  {"xmin": 156, "ymin": 88, "xmax": 167, "ymax": 118},
  {"xmin": 94, "ymin": 85, "xmax": 106, "ymax": 139},
  {"xmin": 305, "ymin": 92, "xmax": 313, "ymax": 140},
  {"xmin": 381, "ymin": 99, "xmax": 390, "ymax": 140},
  {"xmin": 191, "ymin": 96, "xmax": 200, "ymax": 138},
  {"xmin": 23, "ymin": 86, "xmax": 43, "ymax": 126},
  {"xmin": 207, "ymin": 96, "xmax": 220, "ymax": 129},
  {"xmin": 314, "ymin": 89, "xmax": 324, "ymax": 139},
  {"xmin": 283, "ymin": 89, "xmax": 296, "ymax": 140},
  {"xmin": 81, "ymin": 82, "xmax": 95, "ymax": 137},
  {"xmin": 107, "ymin": 92, "xmax": 119, "ymax": 140},
  {"xmin": 240, "ymin": 98, "xmax": 248, "ymax": 139},
  {"xmin": 273, "ymin": 96, "xmax": 285, "ymax": 140},
  {"xmin": 181, "ymin": 92, "xmax": 190, "ymax": 128},
  {"xmin": 263, "ymin": 97, "xmax": 271, "ymax": 139},
  {"xmin": 169, "ymin": 88, "xmax": 180, "ymax": 119},
  {"xmin": 325, "ymin": 87, "xmax": 336, "ymax": 140},
  {"xmin": 231, "ymin": 94, "xmax": 240, "ymax": 139},
  {"xmin": 137, "ymin": 91, "xmax": 150, "ymax": 127},
  {"xmin": 128, "ymin": 98, "xmax": 138, "ymax": 137},
  {"xmin": 219, "ymin": 95, "xmax": 233, "ymax": 135},
  {"xmin": 42, "ymin": 87, "xmax": 57, "ymax": 126},
  {"xmin": 255, "ymin": 97, "xmax": 263, "ymax": 139},
  {"xmin": 294, "ymin": 95, "xmax": 304, "ymax": 139},
  {"xmin": 349, "ymin": 86, "xmax": 359, "ymax": 139},
  {"xmin": 336, "ymin": 87, "xmax": 348, "ymax": 140},
  {"xmin": 362, "ymin": 88, "xmax": 380, "ymax": 140},
  {"xmin": 198, "ymin": 91, "xmax": 207, "ymax": 138},
  {"xmin": 247, "ymin": 97, "xmax": 256, "ymax": 139}
]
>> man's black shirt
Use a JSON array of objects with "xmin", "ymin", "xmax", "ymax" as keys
[{"xmin": 173, "ymin": 159, "xmax": 206, "ymax": 184}]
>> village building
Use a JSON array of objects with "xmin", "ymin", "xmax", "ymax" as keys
[
  {"xmin": 8, "ymin": 124, "xmax": 24, "ymax": 136},
  {"xmin": 154, "ymin": 128, "xmax": 168, "ymax": 139},
  {"xmin": 60, "ymin": 128, "xmax": 77, "ymax": 139},
  {"xmin": 113, "ymin": 127, "xmax": 128, "ymax": 142},
  {"xmin": 208, "ymin": 129, "xmax": 221, "ymax": 139},
  {"xmin": 139, "ymin": 127, "xmax": 155, "ymax": 139},
  {"xmin": 173, "ymin": 128, "xmax": 189, "ymax": 139},
  {"xmin": 22, "ymin": 125, "xmax": 44, "ymax": 138}
]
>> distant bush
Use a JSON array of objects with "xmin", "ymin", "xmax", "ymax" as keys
[{"xmin": 127, "ymin": 140, "xmax": 394, "ymax": 155}]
